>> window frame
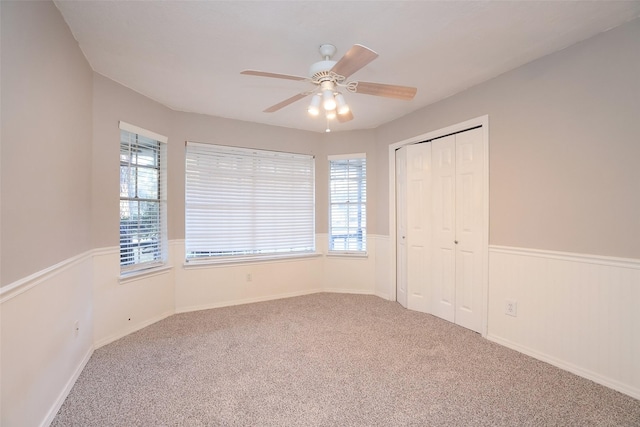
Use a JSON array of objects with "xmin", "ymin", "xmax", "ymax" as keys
[
  {"xmin": 119, "ymin": 121, "xmax": 168, "ymax": 277},
  {"xmin": 328, "ymin": 153, "xmax": 367, "ymax": 255}
]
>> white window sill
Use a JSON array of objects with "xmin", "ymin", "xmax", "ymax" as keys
[
  {"xmin": 183, "ymin": 252, "xmax": 323, "ymax": 269},
  {"xmin": 119, "ymin": 264, "xmax": 172, "ymax": 285},
  {"xmin": 326, "ymin": 251, "xmax": 368, "ymax": 258}
]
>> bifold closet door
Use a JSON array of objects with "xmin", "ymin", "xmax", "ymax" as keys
[
  {"xmin": 396, "ymin": 143, "xmax": 431, "ymax": 312},
  {"xmin": 432, "ymin": 128, "xmax": 484, "ymax": 333},
  {"xmin": 395, "ymin": 146, "xmax": 408, "ymax": 308},
  {"xmin": 453, "ymin": 128, "xmax": 484, "ymax": 332},
  {"xmin": 432, "ymin": 134, "xmax": 457, "ymax": 323},
  {"xmin": 405, "ymin": 142, "xmax": 431, "ymax": 312}
]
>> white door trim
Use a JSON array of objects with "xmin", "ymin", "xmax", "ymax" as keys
[
  {"xmin": 388, "ymin": 115, "xmax": 489, "ymax": 336},
  {"xmin": 395, "ymin": 146, "xmax": 408, "ymax": 308}
]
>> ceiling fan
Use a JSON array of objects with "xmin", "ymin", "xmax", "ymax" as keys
[{"xmin": 241, "ymin": 44, "xmax": 417, "ymax": 125}]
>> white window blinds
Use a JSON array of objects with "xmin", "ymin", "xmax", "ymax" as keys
[
  {"xmin": 185, "ymin": 142, "xmax": 315, "ymax": 261},
  {"xmin": 119, "ymin": 123, "xmax": 167, "ymax": 273},
  {"xmin": 329, "ymin": 154, "xmax": 366, "ymax": 252}
]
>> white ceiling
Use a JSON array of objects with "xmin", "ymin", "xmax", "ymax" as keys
[{"xmin": 54, "ymin": 1, "xmax": 640, "ymax": 133}]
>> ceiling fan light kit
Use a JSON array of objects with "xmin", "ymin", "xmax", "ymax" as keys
[
  {"xmin": 335, "ymin": 93, "xmax": 349, "ymax": 115},
  {"xmin": 322, "ymin": 88, "xmax": 337, "ymax": 111},
  {"xmin": 241, "ymin": 43, "xmax": 417, "ymax": 129},
  {"xmin": 307, "ymin": 94, "xmax": 321, "ymax": 116}
]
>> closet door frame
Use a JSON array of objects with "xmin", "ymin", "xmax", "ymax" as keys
[{"xmin": 388, "ymin": 115, "xmax": 489, "ymax": 337}]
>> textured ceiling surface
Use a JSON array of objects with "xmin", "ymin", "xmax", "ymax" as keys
[{"xmin": 54, "ymin": 1, "xmax": 640, "ymax": 133}]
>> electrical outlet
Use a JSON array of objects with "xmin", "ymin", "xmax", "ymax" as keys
[
  {"xmin": 505, "ymin": 299, "xmax": 517, "ymax": 317},
  {"xmin": 74, "ymin": 320, "xmax": 80, "ymax": 337},
  {"xmin": 246, "ymin": 273, "xmax": 252, "ymax": 282}
]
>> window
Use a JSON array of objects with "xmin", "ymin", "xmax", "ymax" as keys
[
  {"xmin": 119, "ymin": 122, "xmax": 167, "ymax": 274},
  {"xmin": 329, "ymin": 154, "xmax": 366, "ymax": 253},
  {"xmin": 185, "ymin": 142, "xmax": 315, "ymax": 262}
]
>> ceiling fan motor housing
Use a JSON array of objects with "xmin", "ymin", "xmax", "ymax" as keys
[
  {"xmin": 309, "ymin": 60, "xmax": 337, "ymax": 81},
  {"xmin": 309, "ymin": 44, "xmax": 338, "ymax": 82}
]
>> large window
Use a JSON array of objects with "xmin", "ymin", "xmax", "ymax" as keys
[
  {"xmin": 185, "ymin": 142, "xmax": 315, "ymax": 262},
  {"xmin": 329, "ymin": 154, "xmax": 366, "ymax": 253},
  {"xmin": 119, "ymin": 122, "xmax": 167, "ymax": 274}
]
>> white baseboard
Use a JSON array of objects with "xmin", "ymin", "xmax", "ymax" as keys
[
  {"xmin": 323, "ymin": 288, "xmax": 375, "ymax": 296},
  {"xmin": 375, "ymin": 291, "xmax": 391, "ymax": 301},
  {"xmin": 94, "ymin": 310, "xmax": 175, "ymax": 349},
  {"xmin": 40, "ymin": 346, "xmax": 94, "ymax": 427},
  {"xmin": 175, "ymin": 288, "xmax": 323, "ymax": 314},
  {"xmin": 486, "ymin": 334, "xmax": 640, "ymax": 400}
]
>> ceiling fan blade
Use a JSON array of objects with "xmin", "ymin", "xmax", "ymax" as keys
[
  {"xmin": 263, "ymin": 93, "xmax": 310, "ymax": 113},
  {"xmin": 241, "ymin": 70, "xmax": 307, "ymax": 81},
  {"xmin": 331, "ymin": 44, "xmax": 379, "ymax": 79},
  {"xmin": 354, "ymin": 81, "xmax": 417, "ymax": 100},
  {"xmin": 337, "ymin": 110, "xmax": 354, "ymax": 123}
]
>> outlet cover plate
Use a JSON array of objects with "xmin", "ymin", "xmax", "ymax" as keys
[{"xmin": 505, "ymin": 299, "xmax": 517, "ymax": 317}]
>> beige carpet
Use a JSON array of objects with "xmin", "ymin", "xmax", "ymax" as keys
[{"xmin": 52, "ymin": 293, "xmax": 640, "ymax": 426}]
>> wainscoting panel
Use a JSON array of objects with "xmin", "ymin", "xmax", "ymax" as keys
[
  {"xmin": 322, "ymin": 233, "xmax": 377, "ymax": 296},
  {"xmin": 487, "ymin": 246, "xmax": 640, "ymax": 399},
  {"xmin": 0, "ymin": 252, "xmax": 94, "ymax": 427},
  {"xmin": 92, "ymin": 246, "xmax": 175, "ymax": 348},
  {"xmin": 373, "ymin": 235, "xmax": 392, "ymax": 300},
  {"xmin": 174, "ymin": 241, "xmax": 324, "ymax": 313}
]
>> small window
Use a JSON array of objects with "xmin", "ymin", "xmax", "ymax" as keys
[
  {"xmin": 185, "ymin": 142, "xmax": 315, "ymax": 262},
  {"xmin": 329, "ymin": 154, "xmax": 366, "ymax": 253},
  {"xmin": 119, "ymin": 122, "xmax": 167, "ymax": 274}
]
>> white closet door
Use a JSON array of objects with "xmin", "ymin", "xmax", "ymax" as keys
[
  {"xmin": 431, "ymin": 135, "xmax": 456, "ymax": 322},
  {"xmin": 396, "ymin": 126, "xmax": 485, "ymax": 333},
  {"xmin": 395, "ymin": 147, "xmax": 408, "ymax": 308},
  {"xmin": 406, "ymin": 143, "xmax": 431, "ymax": 312},
  {"xmin": 454, "ymin": 127, "xmax": 484, "ymax": 332}
]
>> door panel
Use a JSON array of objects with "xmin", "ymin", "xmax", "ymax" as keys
[
  {"xmin": 431, "ymin": 135, "xmax": 456, "ymax": 322},
  {"xmin": 459, "ymin": 173, "xmax": 474, "ymax": 232},
  {"xmin": 458, "ymin": 249, "xmax": 474, "ymax": 311},
  {"xmin": 441, "ymin": 177, "xmax": 454, "ymax": 231},
  {"xmin": 439, "ymin": 247, "xmax": 455, "ymax": 304},
  {"xmin": 406, "ymin": 143, "xmax": 431, "ymax": 312},
  {"xmin": 454, "ymin": 127, "xmax": 484, "ymax": 333}
]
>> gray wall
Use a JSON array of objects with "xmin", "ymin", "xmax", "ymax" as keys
[
  {"xmin": 376, "ymin": 18, "xmax": 640, "ymax": 259},
  {"xmin": 3, "ymin": 1, "xmax": 639, "ymax": 287},
  {"xmin": 1, "ymin": 1, "xmax": 93, "ymax": 286}
]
